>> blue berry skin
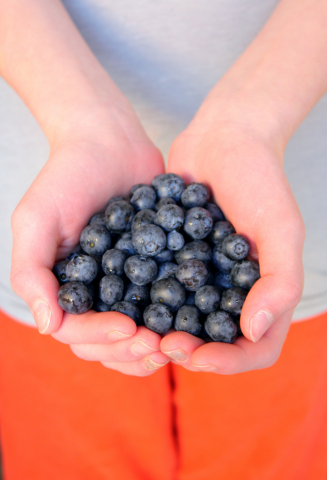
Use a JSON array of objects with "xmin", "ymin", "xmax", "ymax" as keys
[
  {"xmin": 220, "ymin": 287, "xmax": 247, "ymax": 315},
  {"xmin": 66, "ymin": 254, "xmax": 98, "ymax": 284},
  {"xmin": 174, "ymin": 240, "xmax": 212, "ymax": 265},
  {"xmin": 185, "ymin": 291, "xmax": 196, "ymax": 306},
  {"xmin": 204, "ymin": 311, "xmax": 238, "ymax": 343},
  {"xmin": 102, "ymin": 249, "xmax": 127, "ymax": 276},
  {"xmin": 89, "ymin": 213, "xmax": 106, "ymax": 227},
  {"xmin": 123, "ymin": 283, "xmax": 150, "ymax": 309},
  {"xmin": 94, "ymin": 300, "xmax": 111, "ymax": 312},
  {"xmin": 65, "ymin": 245, "xmax": 83, "ymax": 260},
  {"xmin": 167, "ymin": 230, "xmax": 185, "ymax": 251},
  {"xmin": 184, "ymin": 207, "xmax": 213, "ymax": 240},
  {"xmin": 143, "ymin": 303, "xmax": 174, "ymax": 334},
  {"xmin": 58, "ymin": 282, "xmax": 93, "ymax": 315},
  {"xmin": 114, "ymin": 237, "xmax": 136, "ymax": 257},
  {"xmin": 105, "ymin": 200, "xmax": 135, "ymax": 233},
  {"xmin": 80, "ymin": 224, "xmax": 111, "ymax": 256},
  {"xmin": 205, "ymin": 203, "xmax": 225, "ymax": 223},
  {"xmin": 53, "ymin": 260, "xmax": 69, "ymax": 284},
  {"xmin": 150, "ymin": 278, "xmax": 186, "ymax": 312},
  {"xmin": 124, "ymin": 255, "xmax": 158, "ymax": 285},
  {"xmin": 214, "ymin": 271, "xmax": 233, "ymax": 290},
  {"xmin": 222, "ymin": 234, "xmax": 250, "ymax": 261},
  {"xmin": 107, "ymin": 195, "xmax": 128, "ymax": 206},
  {"xmin": 132, "ymin": 224, "xmax": 166, "ymax": 257},
  {"xmin": 175, "ymin": 259, "xmax": 209, "ymax": 291},
  {"xmin": 130, "ymin": 186, "xmax": 157, "ymax": 212},
  {"xmin": 212, "ymin": 243, "xmax": 237, "ymax": 272},
  {"xmin": 154, "ymin": 249, "xmax": 175, "ymax": 264},
  {"xmin": 131, "ymin": 209, "xmax": 156, "ymax": 233},
  {"xmin": 231, "ymin": 260, "xmax": 260, "ymax": 290},
  {"xmin": 154, "ymin": 204, "xmax": 184, "ymax": 232},
  {"xmin": 152, "ymin": 173, "xmax": 186, "ymax": 202},
  {"xmin": 153, "ymin": 262, "xmax": 178, "ymax": 283},
  {"xmin": 195, "ymin": 285, "xmax": 220, "ymax": 314},
  {"xmin": 129, "ymin": 183, "xmax": 152, "ymax": 198},
  {"xmin": 174, "ymin": 305, "xmax": 202, "ymax": 336},
  {"xmin": 181, "ymin": 182, "xmax": 210, "ymax": 208},
  {"xmin": 99, "ymin": 274, "xmax": 124, "ymax": 306},
  {"xmin": 210, "ymin": 221, "xmax": 236, "ymax": 245},
  {"xmin": 111, "ymin": 301, "xmax": 142, "ymax": 326},
  {"xmin": 155, "ymin": 197, "xmax": 176, "ymax": 211}
]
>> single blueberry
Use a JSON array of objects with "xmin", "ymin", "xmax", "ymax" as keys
[
  {"xmin": 154, "ymin": 204, "xmax": 184, "ymax": 232},
  {"xmin": 154, "ymin": 249, "xmax": 175, "ymax": 264},
  {"xmin": 124, "ymin": 283, "xmax": 150, "ymax": 309},
  {"xmin": 129, "ymin": 183, "xmax": 153, "ymax": 198},
  {"xmin": 58, "ymin": 282, "xmax": 93, "ymax": 315},
  {"xmin": 212, "ymin": 243, "xmax": 237, "ymax": 272},
  {"xmin": 107, "ymin": 195, "xmax": 128, "ymax": 206},
  {"xmin": 150, "ymin": 278, "xmax": 186, "ymax": 312},
  {"xmin": 99, "ymin": 274, "xmax": 124, "ymax": 306},
  {"xmin": 124, "ymin": 255, "xmax": 158, "ymax": 285},
  {"xmin": 132, "ymin": 224, "xmax": 166, "ymax": 257},
  {"xmin": 111, "ymin": 301, "xmax": 142, "ymax": 326},
  {"xmin": 175, "ymin": 259, "xmax": 209, "ymax": 291},
  {"xmin": 167, "ymin": 230, "xmax": 185, "ymax": 251},
  {"xmin": 222, "ymin": 234, "xmax": 250, "ymax": 261},
  {"xmin": 174, "ymin": 240, "xmax": 212, "ymax": 265},
  {"xmin": 204, "ymin": 311, "xmax": 238, "ymax": 343},
  {"xmin": 53, "ymin": 260, "xmax": 69, "ymax": 284},
  {"xmin": 184, "ymin": 207, "xmax": 213, "ymax": 240},
  {"xmin": 153, "ymin": 262, "xmax": 178, "ymax": 283},
  {"xmin": 105, "ymin": 200, "xmax": 135, "ymax": 233},
  {"xmin": 209, "ymin": 221, "xmax": 235, "ymax": 245},
  {"xmin": 89, "ymin": 213, "xmax": 106, "ymax": 227},
  {"xmin": 205, "ymin": 203, "xmax": 225, "ymax": 222},
  {"xmin": 114, "ymin": 237, "xmax": 137, "ymax": 257},
  {"xmin": 181, "ymin": 182, "xmax": 210, "ymax": 208},
  {"xmin": 66, "ymin": 254, "xmax": 98, "ymax": 284},
  {"xmin": 131, "ymin": 209, "xmax": 156, "ymax": 233},
  {"xmin": 102, "ymin": 249, "xmax": 127, "ymax": 276},
  {"xmin": 174, "ymin": 305, "xmax": 202, "ymax": 336},
  {"xmin": 94, "ymin": 300, "xmax": 111, "ymax": 312},
  {"xmin": 195, "ymin": 285, "xmax": 220, "ymax": 314},
  {"xmin": 214, "ymin": 271, "xmax": 233, "ymax": 290},
  {"xmin": 152, "ymin": 173, "xmax": 186, "ymax": 202},
  {"xmin": 155, "ymin": 197, "xmax": 176, "ymax": 211},
  {"xmin": 130, "ymin": 186, "xmax": 157, "ymax": 212},
  {"xmin": 143, "ymin": 303, "xmax": 174, "ymax": 334},
  {"xmin": 231, "ymin": 260, "xmax": 260, "ymax": 290},
  {"xmin": 220, "ymin": 287, "xmax": 247, "ymax": 315},
  {"xmin": 80, "ymin": 224, "xmax": 111, "ymax": 256}
]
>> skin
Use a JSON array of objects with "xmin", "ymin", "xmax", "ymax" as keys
[{"xmin": 3, "ymin": 0, "xmax": 327, "ymax": 376}]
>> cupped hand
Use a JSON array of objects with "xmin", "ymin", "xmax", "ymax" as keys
[
  {"xmin": 161, "ymin": 109, "xmax": 305, "ymax": 374},
  {"xmin": 10, "ymin": 106, "xmax": 169, "ymax": 376}
]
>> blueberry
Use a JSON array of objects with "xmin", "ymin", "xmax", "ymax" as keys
[
  {"xmin": 231, "ymin": 260, "xmax": 260, "ymax": 290},
  {"xmin": 181, "ymin": 182, "xmax": 210, "ymax": 208},
  {"xmin": 222, "ymin": 234, "xmax": 250, "ymax": 261},
  {"xmin": 132, "ymin": 224, "xmax": 166, "ymax": 257},
  {"xmin": 123, "ymin": 283, "xmax": 150, "ymax": 308},
  {"xmin": 154, "ymin": 204, "xmax": 184, "ymax": 232},
  {"xmin": 204, "ymin": 311, "xmax": 238, "ymax": 343},
  {"xmin": 130, "ymin": 186, "xmax": 157, "ymax": 212},
  {"xmin": 152, "ymin": 173, "xmax": 186, "ymax": 202},
  {"xmin": 94, "ymin": 300, "xmax": 111, "ymax": 312},
  {"xmin": 167, "ymin": 230, "xmax": 185, "ymax": 251},
  {"xmin": 153, "ymin": 262, "xmax": 178, "ymax": 283},
  {"xmin": 66, "ymin": 254, "xmax": 98, "ymax": 284},
  {"xmin": 212, "ymin": 243, "xmax": 237, "ymax": 272},
  {"xmin": 175, "ymin": 259, "xmax": 209, "ymax": 291},
  {"xmin": 220, "ymin": 287, "xmax": 247, "ymax": 315},
  {"xmin": 185, "ymin": 291, "xmax": 196, "ymax": 305},
  {"xmin": 111, "ymin": 301, "xmax": 142, "ymax": 325},
  {"xmin": 89, "ymin": 213, "xmax": 106, "ymax": 227},
  {"xmin": 58, "ymin": 281, "xmax": 93, "ymax": 315},
  {"xmin": 195, "ymin": 285, "xmax": 220, "ymax": 314},
  {"xmin": 205, "ymin": 203, "xmax": 225, "ymax": 222},
  {"xmin": 53, "ymin": 260, "xmax": 69, "ymax": 284},
  {"xmin": 65, "ymin": 245, "xmax": 83, "ymax": 260},
  {"xmin": 214, "ymin": 271, "xmax": 233, "ymax": 290},
  {"xmin": 129, "ymin": 183, "xmax": 152, "ymax": 198},
  {"xmin": 155, "ymin": 197, "xmax": 176, "ymax": 211},
  {"xmin": 105, "ymin": 200, "xmax": 135, "ymax": 233},
  {"xmin": 143, "ymin": 303, "xmax": 174, "ymax": 334},
  {"xmin": 102, "ymin": 249, "xmax": 127, "ymax": 276},
  {"xmin": 184, "ymin": 207, "xmax": 213, "ymax": 240},
  {"xmin": 174, "ymin": 240, "xmax": 212, "ymax": 265},
  {"xmin": 107, "ymin": 195, "xmax": 128, "ymax": 206},
  {"xmin": 174, "ymin": 305, "xmax": 202, "ymax": 336},
  {"xmin": 210, "ymin": 221, "xmax": 235, "ymax": 245},
  {"xmin": 114, "ymin": 237, "xmax": 137, "ymax": 257},
  {"xmin": 154, "ymin": 249, "xmax": 175, "ymax": 264},
  {"xmin": 124, "ymin": 255, "xmax": 158, "ymax": 285},
  {"xmin": 99, "ymin": 274, "xmax": 124, "ymax": 306},
  {"xmin": 131, "ymin": 209, "xmax": 156, "ymax": 233},
  {"xmin": 150, "ymin": 278, "xmax": 186, "ymax": 312},
  {"xmin": 80, "ymin": 224, "xmax": 111, "ymax": 256}
]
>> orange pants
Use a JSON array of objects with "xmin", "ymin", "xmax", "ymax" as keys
[{"xmin": 0, "ymin": 308, "xmax": 327, "ymax": 480}]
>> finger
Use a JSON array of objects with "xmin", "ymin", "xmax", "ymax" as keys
[
  {"xmin": 160, "ymin": 331, "xmax": 205, "ymax": 370},
  {"xmin": 101, "ymin": 351, "xmax": 170, "ymax": 377},
  {"xmin": 69, "ymin": 326, "xmax": 164, "ymax": 363}
]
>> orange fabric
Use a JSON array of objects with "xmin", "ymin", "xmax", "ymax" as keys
[{"xmin": 0, "ymin": 309, "xmax": 327, "ymax": 480}]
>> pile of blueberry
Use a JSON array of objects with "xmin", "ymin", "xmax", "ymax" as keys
[{"xmin": 54, "ymin": 173, "xmax": 260, "ymax": 343}]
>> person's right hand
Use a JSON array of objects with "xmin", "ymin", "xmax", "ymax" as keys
[{"xmin": 10, "ymin": 105, "xmax": 170, "ymax": 376}]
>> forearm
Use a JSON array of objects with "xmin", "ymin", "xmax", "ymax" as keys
[
  {"xmin": 0, "ymin": 0, "xmax": 131, "ymax": 144},
  {"xmin": 195, "ymin": 0, "xmax": 327, "ymax": 149}
]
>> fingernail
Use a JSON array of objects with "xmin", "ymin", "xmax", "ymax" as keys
[
  {"xmin": 144, "ymin": 358, "xmax": 169, "ymax": 371},
  {"xmin": 107, "ymin": 331, "xmax": 131, "ymax": 341},
  {"xmin": 191, "ymin": 364, "xmax": 217, "ymax": 372},
  {"xmin": 162, "ymin": 349, "xmax": 189, "ymax": 362},
  {"xmin": 250, "ymin": 310, "xmax": 274, "ymax": 342},
  {"xmin": 32, "ymin": 301, "xmax": 51, "ymax": 334},
  {"xmin": 131, "ymin": 341, "xmax": 158, "ymax": 356}
]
